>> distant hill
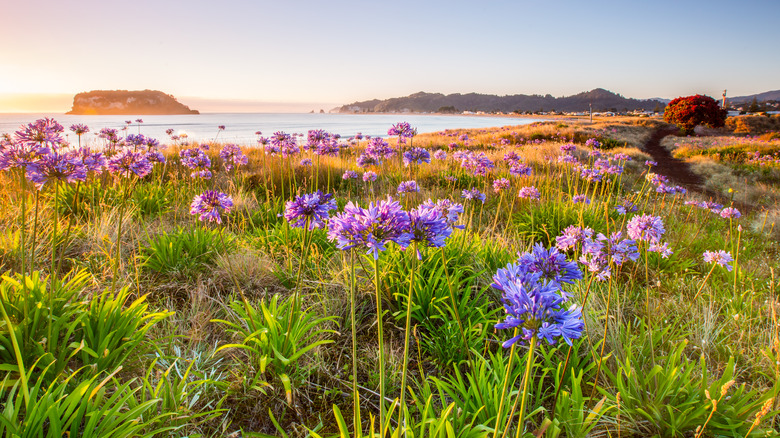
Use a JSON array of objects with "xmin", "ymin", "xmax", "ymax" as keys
[
  {"xmin": 728, "ymin": 90, "xmax": 780, "ymax": 104},
  {"xmin": 338, "ymin": 89, "xmax": 664, "ymax": 114},
  {"xmin": 67, "ymin": 90, "xmax": 199, "ymax": 115}
]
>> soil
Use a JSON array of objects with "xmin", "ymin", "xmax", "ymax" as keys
[{"xmin": 640, "ymin": 127, "xmax": 753, "ymax": 212}]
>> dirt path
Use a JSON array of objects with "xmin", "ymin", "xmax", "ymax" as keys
[{"xmin": 640, "ymin": 127, "xmax": 753, "ymax": 212}]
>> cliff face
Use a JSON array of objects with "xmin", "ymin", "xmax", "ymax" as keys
[{"xmin": 67, "ymin": 90, "xmax": 199, "ymax": 115}]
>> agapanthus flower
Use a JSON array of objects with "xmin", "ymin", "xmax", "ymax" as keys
[
  {"xmin": 578, "ymin": 231, "xmax": 639, "ymax": 279},
  {"xmin": 558, "ymin": 154, "xmax": 579, "ymax": 165},
  {"xmin": 107, "ymin": 150, "xmax": 153, "ymax": 178},
  {"xmin": 72, "ymin": 147, "xmax": 106, "ymax": 173},
  {"xmin": 342, "ymin": 170, "xmax": 358, "ymax": 180},
  {"xmin": 70, "ymin": 124, "xmax": 90, "ymax": 135},
  {"xmin": 180, "ymin": 148, "xmax": 212, "ymax": 178},
  {"xmin": 433, "ymin": 149, "xmax": 447, "ymax": 160},
  {"xmin": 327, "ymin": 196, "xmax": 412, "ymax": 259},
  {"xmin": 419, "ymin": 198, "xmax": 464, "ymax": 228},
  {"xmin": 519, "ymin": 243, "xmax": 583, "ymax": 288},
  {"xmin": 219, "ymin": 144, "xmax": 248, "ymax": 171},
  {"xmin": 407, "ymin": 204, "xmax": 453, "ymax": 259},
  {"xmin": 613, "ymin": 153, "xmax": 632, "ymax": 162},
  {"xmin": 388, "ymin": 122, "xmax": 416, "ymax": 142},
  {"xmin": 444, "ymin": 176, "xmax": 457, "ymax": 182},
  {"xmin": 626, "ymin": 214, "xmax": 665, "ymax": 243},
  {"xmin": 493, "ymin": 178, "xmax": 511, "ymax": 193},
  {"xmin": 493, "ymin": 252, "xmax": 584, "ymax": 347},
  {"xmin": 572, "ymin": 194, "xmax": 590, "ymax": 204},
  {"xmin": 403, "ymin": 147, "xmax": 431, "ymax": 166},
  {"xmin": 518, "ymin": 186, "xmax": 541, "ymax": 200},
  {"xmin": 357, "ymin": 153, "xmax": 381, "ymax": 168},
  {"xmin": 190, "ymin": 190, "xmax": 233, "ymax": 224},
  {"xmin": 271, "ymin": 131, "xmax": 300, "ymax": 157},
  {"xmin": 126, "ymin": 134, "xmax": 150, "ymax": 150},
  {"xmin": 615, "ymin": 199, "xmax": 638, "ymax": 215},
  {"xmin": 365, "ymin": 137, "xmax": 396, "ymax": 159},
  {"xmin": 98, "ymin": 128, "xmax": 121, "ymax": 144},
  {"xmin": 645, "ymin": 160, "xmax": 657, "ymax": 167},
  {"xmin": 560, "ymin": 143, "xmax": 576, "ymax": 154},
  {"xmin": 284, "ymin": 190, "xmax": 337, "ymax": 230},
  {"xmin": 145, "ymin": 150, "xmax": 166, "ymax": 164},
  {"xmin": 363, "ymin": 171, "xmax": 378, "ymax": 182},
  {"xmin": 585, "ymin": 138, "xmax": 601, "ymax": 149},
  {"xmin": 14, "ymin": 118, "xmax": 65, "ymax": 149},
  {"xmin": 218, "ymin": 125, "xmax": 225, "ymax": 131},
  {"xmin": 461, "ymin": 188, "xmax": 486, "ymax": 204},
  {"xmin": 25, "ymin": 151, "xmax": 87, "ymax": 188},
  {"xmin": 509, "ymin": 163, "xmax": 533, "ymax": 177},
  {"xmin": 720, "ymin": 207, "xmax": 741, "ymax": 219},
  {"xmin": 555, "ymin": 226, "xmax": 594, "ymax": 251},
  {"xmin": 460, "ymin": 152, "xmax": 495, "ymax": 176},
  {"xmin": 300, "ymin": 158, "xmax": 313, "ymax": 166},
  {"xmin": 703, "ymin": 250, "xmax": 734, "ymax": 271},
  {"xmin": 397, "ymin": 180, "xmax": 420, "ymax": 195},
  {"xmin": 315, "ymin": 140, "xmax": 341, "ymax": 157},
  {"xmin": 0, "ymin": 139, "xmax": 49, "ymax": 170},
  {"xmin": 648, "ymin": 242, "xmax": 673, "ymax": 258}
]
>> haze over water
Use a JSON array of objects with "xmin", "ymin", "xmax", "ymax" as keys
[{"xmin": 0, "ymin": 113, "xmax": 537, "ymax": 145}]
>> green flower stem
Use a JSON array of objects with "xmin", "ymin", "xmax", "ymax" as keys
[
  {"xmin": 398, "ymin": 242, "xmax": 417, "ymax": 429},
  {"xmin": 492, "ymin": 327, "xmax": 519, "ymax": 438},
  {"xmin": 511, "ymin": 337, "xmax": 536, "ymax": 438},
  {"xmin": 373, "ymin": 254, "xmax": 386, "ymax": 434}
]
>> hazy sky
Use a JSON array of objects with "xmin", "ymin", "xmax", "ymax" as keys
[{"xmin": 1, "ymin": 0, "xmax": 778, "ymax": 112}]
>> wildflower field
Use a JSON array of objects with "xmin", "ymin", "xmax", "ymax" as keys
[{"xmin": 0, "ymin": 117, "xmax": 779, "ymax": 437}]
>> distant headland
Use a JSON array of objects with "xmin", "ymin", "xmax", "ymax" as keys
[{"xmin": 66, "ymin": 90, "xmax": 199, "ymax": 115}]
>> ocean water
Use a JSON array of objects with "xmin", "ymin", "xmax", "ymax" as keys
[{"xmin": 0, "ymin": 113, "xmax": 538, "ymax": 146}]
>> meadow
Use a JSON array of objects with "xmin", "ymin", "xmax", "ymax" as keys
[{"xmin": 0, "ymin": 116, "xmax": 778, "ymax": 437}]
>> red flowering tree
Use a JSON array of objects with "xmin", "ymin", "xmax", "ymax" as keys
[{"xmin": 663, "ymin": 94, "xmax": 727, "ymax": 134}]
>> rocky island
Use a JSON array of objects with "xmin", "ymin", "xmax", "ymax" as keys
[{"xmin": 67, "ymin": 90, "xmax": 199, "ymax": 115}]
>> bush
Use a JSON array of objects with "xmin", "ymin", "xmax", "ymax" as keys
[
  {"xmin": 664, "ymin": 94, "xmax": 727, "ymax": 134},
  {"xmin": 139, "ymin": 227, "xmax": 232, "ymax": 278}
]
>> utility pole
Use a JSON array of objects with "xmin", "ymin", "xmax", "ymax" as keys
[{"xmin": 589, "ymin": 102, "xmax": 592, "ymax": 123}]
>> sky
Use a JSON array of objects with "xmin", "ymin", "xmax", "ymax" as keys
[{"xmin": 1, "ymin": 0, "xmax": 778, "ymax": 112}]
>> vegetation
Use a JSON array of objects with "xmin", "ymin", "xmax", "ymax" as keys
[
  {"xmin": 0, "ymin": 117, "xmax": 778, "ymax": 437},
  {"xmin": 663, "ymin": 94, "xmax": 727, "ymax": 134}
]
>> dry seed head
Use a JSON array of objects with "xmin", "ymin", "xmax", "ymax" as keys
[
  {"xmin": 720, "ymin": 380, "xmax": 735, "ymax": 397},
  {"xmin": 705, "ymin": 389, "xmax": 711, "ymax": 400}
]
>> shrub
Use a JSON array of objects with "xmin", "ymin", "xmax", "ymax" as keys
[
  {"xmin": 664, "ymin": 94, "xmax": 727, "ymax": 134},
  {"xmin": 139, "ymin": 227, "xmax": 232, "ymax": 278}
]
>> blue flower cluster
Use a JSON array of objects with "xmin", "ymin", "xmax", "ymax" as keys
[{"xmin": 492, "ymin": 244, "xmax": 585, "ymax": 347}]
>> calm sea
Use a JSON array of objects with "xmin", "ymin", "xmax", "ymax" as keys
[{"xmin": 0, "ymin": 113, "xmax": 537, "ymax": 146}]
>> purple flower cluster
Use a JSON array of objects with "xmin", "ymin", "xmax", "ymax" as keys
[
  {"xmin": 720, "ymin": 207, "xmax": 741, "ymax": 219},
  {"xmin": 492, "ymin": 244, "xmax": 584, "ymax": 347},
  {"xmin": 271, "ymin": 131, "xmax": 300, "ymax": 157},
  {"xmin": 328, "ymin": 196, "xmax": 413, "ymax": 259},
  {"xmin": 107, "ymin": 150, "xmax": 153, "ymax": 178},
  {"xmin": 219, "ymin": 144, "xmax": 249, "ymax": 171},
  {"xmin": 25, "ymin": 151, "xmax": 87, "ymax": 189},
  {"xmin": 626, "ymin": 214, "xmax": 666, "ymax": 243},
  {"xmin": 365, "ymin": 137, "xmax": 396, "ymax": 160},
  {"xmin": 388, "ymin": 122, "xmax": 416, "ymax": 143},
  {"xmin": 190, "ymin": 190, "xmax": 233, "ymax": 224},
  {"xmin": 493, "ymin": 178, "xmax": 511, "ymax": 193},
  {"xmin": 407, "ymin": 204, "xmax": 453, "ymax": 259},
  {"xmin": 397, "ymin": 180, "xmax": 420, "ymax": 195},
  {"xmin": 180, "ymin": 148, "xmax": 212, "ymax": 179},
  {"xmin": 363, "ymin": 171, "xmax": 378, "ymax": 182},
  {"xmin": 459, "ymin": 151, "xmax": 495, "ymax": 176},
  {"xmin": 572, "ymin": 194, "xmax": 590, "ymax": 204},
  {"xmin": 685, "ymin": 200, "xmax": 723, "ymax": 214},
  {"xmin": 284, "ymin": 191, "xmax": 337, "ymax": 230},
  {"xmin": 433, "ymin": 149, "xmax": 447, "ymax": 160},
  {"xmin": 419, "ymin": 198, "xmax": 464, "ymax": 228},
  {"xmin": 615, "ymin": 199, "xmax": 638, "ymax": 215},
  {"xmin": 461, "ymin": 188, "xmax": 486, "ymax": 204},
  {"xmin": 703, "ymin": 250, "xmax": 734, "ymax": 271},
  {"xmin": 402, "ymin": 147, "xmax": 431, "ymax": 166},
  {"xmin": 342, "ymin": 170, "xmax": 358, "ymax": 180},
  {"xmin": 518, "ymin": 186, "xmax": 541, "ymax": 200},
  {"xmin": 70, "ymin": 124, "xmax": 89, "ymax": 136}
]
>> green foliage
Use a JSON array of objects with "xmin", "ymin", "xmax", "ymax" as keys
[
  {"xmin": 139, "ymin": 227, "xmax": 232, "ymax": 278},
  {"xmin": 601, "ymin": 328, "xmax": 776, "ymax": 437},
  {"xmin": 214, "ymin": 294, "xmax": 336, "ymax": 402},
  {"xmin": 131, "ymin": 183, "xmax": 173, "ymax": 217},
  {"xmin": 79, "ymin": 287, "xmax": 171, "ymax": 374},
  {"xmin": 0, "ymin": 271, "xmax": 90, "ymax": 381},
  {"xmin": 0, "ymin": 361, "xmax": 175, "ymax": 437}
]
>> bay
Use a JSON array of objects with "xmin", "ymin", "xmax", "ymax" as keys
[{"xmin": 0, "ymin": 113, "xmax": 538, "ymax": 146}]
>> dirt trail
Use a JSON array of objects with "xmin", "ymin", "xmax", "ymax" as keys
[{"xmin": 640, "ymin": 127, "xmax": 753, "ymax": 212}]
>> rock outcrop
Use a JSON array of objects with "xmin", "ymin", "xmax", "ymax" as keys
[{"xmin": 67, "ymin": 90, "xmax": 199, "ymax": 115}]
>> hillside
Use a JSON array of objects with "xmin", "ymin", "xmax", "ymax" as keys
[
  {"xmin": 728, "ymin": 89, "xmax": 780, "ymax": 104},
  {"xmin": 338, "ymin": 88, "xmax": 664, "ymax": 114},
  {"xmin": 67, "ymin": 89, "xmax": 199, "ymax": 115}
]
